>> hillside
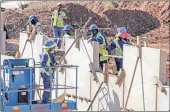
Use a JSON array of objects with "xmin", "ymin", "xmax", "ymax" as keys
[{"xmin": 4, "ymin": 1, "xmax": 170, "ymax": 76}]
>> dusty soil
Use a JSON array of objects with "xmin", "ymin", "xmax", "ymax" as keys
[{"xmin": 4, "ymin": 1, "xmax": 170, "ymax": 76}]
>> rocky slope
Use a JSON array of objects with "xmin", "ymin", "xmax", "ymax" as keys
[{"xmin": 4, "ymin": 1, "xmax": 170, "ymax": 76}]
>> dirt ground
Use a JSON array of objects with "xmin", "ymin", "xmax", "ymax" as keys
[{"xmin": 4, "ymin": 1, "xmax": 170, "ymax": 76}]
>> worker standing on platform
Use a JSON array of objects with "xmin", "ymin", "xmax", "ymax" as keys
[
  {"xmin": 87, "ymin": 24, "xmax": 109, "ymax": 70},
  {"xmin": 108, "ymin": 27, "xmax": 131, "ymax": 73},
  {"xmin": 51, "ymin": 3, "xmax": 66, "ymax": 49},
  {"xmin": 40, "ymin": 40, "xmax": 57, "ymax": 104}
]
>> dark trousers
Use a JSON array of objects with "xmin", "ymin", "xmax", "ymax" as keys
[
  {"xmin": 53, "ymin": 26, "xmax": 63, "ymax": 49},
  {"xmin": 115, "ymin": 59, "xmax": 123, "ymax": 72},
  {"xmin": 42, "ymin": 91, "xmax": 51, "ymax": 104},
  {"xmin": 99, "ymin": 60, "xmax": 108, "ymax": 71},
  {"xmin": 42, "ymin": 81, "xmax": 51, "ymax": 104}
]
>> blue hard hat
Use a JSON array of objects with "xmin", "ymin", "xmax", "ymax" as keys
[
  {"xmin": 118, "ymin": 27, "xmax": 127, "ymax": 34},
  {"xmin": 63, "ymin": 24, "xmax": 73, "ymax": 31},
  {"xmin": 89, "ymin": 24, "xmax": 98, "ymax": 31},
  {"xmin": 28, "ymin": 15, "xmax": 38, "ymax": 22},
  {"xmin": 43, "ymin": 40, "xmax": 57, "ymax": 49}
]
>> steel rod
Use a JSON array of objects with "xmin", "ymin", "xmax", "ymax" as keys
[
  {"xmin": 1, "ymin": 65, "xmax": 78, "ymax": 69},
  {"xmin": 124, "ymin": 57, "xmax": 140, "ymax": 110},
  {"xmin": 87, "ymin": 82, "xmax": 104, "ymax": 111},
  {"xmin": 155, "ymin": 85, "xmax": 158, "ymax": 112},
  {"xmin": 3, "ymin": 87, "xmax": 78, "ymax": 93}
]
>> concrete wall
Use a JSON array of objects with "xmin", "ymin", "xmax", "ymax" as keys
[
  {"xmin": 0, "ymin": 31, "xmax": 6, "ymax": 53},
  {"xmin": 123, "ymin": 45, "xmax": 169, "ymax": 111},
  {"xmin": 61, "ymin": 39, "xmax": 123, "ymax": 111},
  {"xmin": 63, "ymin": 39, "xmax": 169, "ymax": 111},
  {"xmin": 19, "ymin": 32, "xmax": 47, "ymax": 63},
  {"xmin": 19, "ymin": 32, "xmax": 48, "ymax": 100},
  {"xmin": 17, "ymin": 33, "xmax": 169, "ymax": 111}
]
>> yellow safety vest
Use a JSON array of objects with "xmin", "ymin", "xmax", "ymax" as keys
[
  {"xmin": 92, "ymin": 32, "xmax": 109, "ymax": 61},
  {"xmin": 113, "ymin": 38, "xmax": 123, "ymax": 57},
  {"xmin": 53, "ymin": 11, "xmax": 65, "ymax": 27},
  {"xmin": 42, "ymin": 51, "xmax": 52, "ymax": 76},
  {"xmin": 63, "ymin": 33, "xmax": 72, "ymax": 39}
]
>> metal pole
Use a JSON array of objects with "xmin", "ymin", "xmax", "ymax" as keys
[
  {"xmin": 0, "ymin": 2, "xmax": 3, "ymax": 110},
  {"xmin": 30, "ymin": 68, "xmax": 33, "ymax": 111},
  {"xmin": 124, "ymin": 57, "xmax": 140, "ymax": 110},
  {"xmin": 75, "ymin": 67, "xmax": 78, "ymax": 111},
  {"xmin": 55, "ymin": 71, "xmax": 58, "ymax": 98},
  {"xmin": 0, "ymin": 53, "xmax": 1, "ymax": 111},
  {"xmin": 155, "ymin": 85, "xmax": 158, "ymax": 112},
  {"xmin": 87, "ymin": 82, "xmax": 104, "ymax": 111}
]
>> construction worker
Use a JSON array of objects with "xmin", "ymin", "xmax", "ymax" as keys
[
  {"xmin": 60, "ymin": 24, "xmax": 73, "ymax": 49},
  {"xmin": 108, "ymin": 27, "xmax": 131, "ymax": 73},
  {"xmin": 51, "ymin": 3, "xmax": 66, "ymax": 49},
  {"xmin": 87, "ymin": 24, "xmax": 109, "ymax": 70},
  {"xmin": 28, "ymin": 15, "xmax": 39, "ymax": 27},
  {"xmin": 63, "ymin": 24, "xmax": 73, "ymax": 39},
  {"xmin": 40, "ymin": 40, "xmax": 57, "ymax": 104}
]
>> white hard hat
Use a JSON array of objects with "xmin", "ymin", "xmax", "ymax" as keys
[{"xmin": 57, "ymin": 3, "xmax": 62, "ymax": 6}]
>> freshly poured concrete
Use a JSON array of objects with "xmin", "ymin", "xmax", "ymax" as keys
[{"xmin": 17, "ymin": 33, "xmax": 169, "ymax": 111}]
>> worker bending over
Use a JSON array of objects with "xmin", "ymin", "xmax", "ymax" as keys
[
  {"xmin": 87, "ymin": 24, "xmax": 109, "ymax": 70},
  {"xmin": 51, "ymin": 3, "xmax": 66, "ymax": 49},
  {"xmin": 40, "ymin": 40, "xmax": 57, "ymax": 103},
  {"xmin": 108, "ymin": 27, "xmax": 131, "ymax": 73}
]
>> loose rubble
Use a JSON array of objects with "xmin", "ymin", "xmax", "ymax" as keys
[{"xmin": 4, "ymin": 1, "xmax": 170, "ymax": 76}]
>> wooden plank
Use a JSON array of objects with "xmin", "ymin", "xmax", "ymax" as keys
[
  {"xmin": 153, "ymin": 76, "xmax": 165, "ymax": 92},
  {"xmin": 104, "ymin": 54, "xmax": 123, "ymax": 59},
  {"xmin": 93, "ymin": 42, "xmax": 100, "ymax": 71},
  {"xmin": 116, "ymin": 68, "xmax": 125, "ymax": 87},
  {"xmin": 89, "ymin": 62, "xmax": 98, "ymax": 82},
  {"xmin": 55, "ymin": 93, "xmax": 66, "ymax": 103},
  {"xmin": 75, "ymin": 29, "xmax": 80, "ymax": 49},
  {"xmin": 103, "ymin": 63, "xmax": 108, "ymax": 84}
]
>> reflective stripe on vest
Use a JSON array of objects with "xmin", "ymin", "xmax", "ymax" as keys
[
  {"xmin": 42, "ymin": 51, "xmax": 52, "ymax": 76},
  {"xmin": 53, "ymin": 11, "xmax": 65, "ymax": 27},
  {"xmin": 64, "ymin": 33, "xmax": 72, "ymax": 39},
  {"xmin": 92, "ymin": 32, "xmax": 109, "ymax": 61},
  {"xmin": 113, "ymin": 38, "xmax": 123, "ymax": 57}
]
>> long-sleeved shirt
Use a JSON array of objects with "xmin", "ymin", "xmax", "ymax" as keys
[
  {"xmin": 90, "ymin": 32, "xmax": 108, "ymax": 45},
  {"xmin": 40, "ymin": 52, "xmax": 56, "ymax": 79},
  {"xmin": 108, "ymin": 38, "xmax": 131, "ymax": 62}
]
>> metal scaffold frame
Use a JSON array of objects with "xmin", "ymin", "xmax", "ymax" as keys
[
  {"xmin": 0, "ymin": 58, "xmax": 79, "ymax": 111},
  {"xmin": 1, "ymin": 1, "xmax": 169, "ymax": 111}
]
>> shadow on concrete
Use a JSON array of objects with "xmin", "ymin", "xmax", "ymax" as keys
[
  {"xmin": 98, "ymin": 87, "xmax": 121, "ymax": 111},
  {"xmin": 102, "ymin": 9, "xmax": 160, "ymax": 36}
]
